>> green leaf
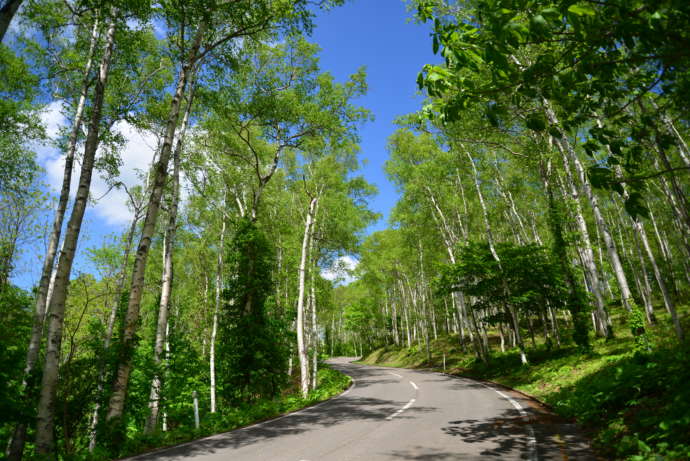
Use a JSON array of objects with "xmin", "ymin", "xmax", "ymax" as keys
[
  {"xmin": 567, "ymin": 3, "xmax": 596, "ymax": 16},
  {"xmin": 525, "ymin": 113, "xmax": 547, "ymax": 131},
  {"xmin": 582, "ymin": 140, "xmax": 599, "ymax": 156},
  {"xmin": 541, "ymin": 7, "xmax": 560, "ymax": 20},
  {"xmin": 588, "ymin": 166, "xmax": 614, "ymax": 189},
  {"xmin": 624, "ymin": 192, "xmax": 649, "ymax": 219},
  {"xmin": 531, "ymin": 14, "xmax": 547, "ymax": 27}
]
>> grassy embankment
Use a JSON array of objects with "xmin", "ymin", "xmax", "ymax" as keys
[
  {"xmin": 99, "ymin": 366, "xmax": 350, "ymax": 460},
  {"xmin": 360, "ymin": 305, "xmax": 690, "ymax": 460}
]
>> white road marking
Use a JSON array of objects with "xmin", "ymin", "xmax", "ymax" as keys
[
  {"xmin": 479, "ymin": 383, "xmax": 538, "ymax": 461},
  {"xmin": 388, "ymin": 371, "xmax": 403, "ymax": 378},
  {"xmin": 402, "ymin": 398, "xmax": 415, "ymax": 410},
  {"xmin": 386, "ymin": 398, "xmax": 416, "ymax": 420},
  {"xmin": 409, "ymin": 381, "xmax": 419, "ymax": 390}
]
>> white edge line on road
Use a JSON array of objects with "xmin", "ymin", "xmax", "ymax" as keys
[
  {"xmin": 480, "ymin": 383, "xmax": 538, "ymax": 461},
  {"xmin": 409, "ymin": 381, "xmax": 418, "ymax": 390},
  {"xmin": 388, "ymin": 371, "xmax": 403, "ymax": 378},
  {"xmin": 386, "ymin": 398, "xmax": 416, "ymax": 420}
]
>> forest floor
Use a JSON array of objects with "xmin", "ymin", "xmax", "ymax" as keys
[
  {"xmin": 359, "ymin": 304, "xmax": 690, "ymax": 460},
  {"xmin": 113, "ymin": 366, "xmax": 351, "ymax": 460}
]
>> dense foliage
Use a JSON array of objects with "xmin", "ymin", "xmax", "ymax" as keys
[
  {"xmin": 1, "ymin": 0, "xmax": 688, "ymax": 460},
  {"xmin": 0, "ymin": 0, "xmax": 372, "ymax": 459},
  {"xmin": 219, "ymin": 219, "xmax": 289, "ymax": 404}
]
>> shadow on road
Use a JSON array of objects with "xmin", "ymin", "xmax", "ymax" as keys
[
  {"xmin": 131, "ymin": 364, "xmax": 435, "ymax": 460},
  {"xmin": 441, "ymin": 408, "xmax": 532, "ymax": 458}
]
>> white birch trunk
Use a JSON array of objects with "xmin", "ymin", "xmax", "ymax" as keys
[
  {"xmin": 547, "ymin": 129, "xmax": 610, "ymax": 336},
  {"xmin": 309, "ymin": 253, "xmax": 318, "ymax": 390},
  {"xmin": 106, "ymin": 26, "xmax": 205, "ymax": 424},
  {"xmin": 297, "ymin": 197, "xmax": 317, "ymax": 398},
  {"xmin": 634, "ymin": 217, "xmax": 683, "ymax": 338},
  {"xmin": 88, "ymin": 210, "xmax": 140, "ymax": 451},
  {"xmin": 144, "ymin": 75, "xmax": 194, "ymax": 432},
  {"xmin": 650, "ymin": 99, "xmax": 690, "ymax": 168},
  {"xmin": 210, "ymin": 213, "xmax": 226, "ymax": 413},
  {"xmin": 8, "ymin": 17, "xmax": 101, "ymax": 460},
  {"xmin": 464, "ymin": 146, "xmax": 523, "ymax": 362},
  {"xmin": 611, "ymin": 163, "xmax": 682, "ymax": 337},
  {"xmin": 35, "ymin": 16, "xmax": 117, "ymax": 455}
]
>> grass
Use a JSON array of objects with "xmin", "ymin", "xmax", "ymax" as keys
[
  {"xmin": 94, "ymin": 365, "xmax": 351, "ymax": 460},
  {"xmin": 360, "ymin": 304, "xmax": 690, "ymax": 460}
]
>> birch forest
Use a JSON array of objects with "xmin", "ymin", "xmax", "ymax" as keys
[{"xmin": 1, "ymin": 0, "xmax": 689, "ymax": 460}]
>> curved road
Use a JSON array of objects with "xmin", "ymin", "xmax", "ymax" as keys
[{"xmin": 128, "ymin": 358, "xmax": 593, "ymax": 460}]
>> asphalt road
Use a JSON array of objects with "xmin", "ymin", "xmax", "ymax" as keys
[{"xmin": 127, "ymin": 358, "xmax": 594, "ymax": 460}]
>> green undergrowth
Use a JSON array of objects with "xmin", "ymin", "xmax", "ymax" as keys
[
  {"xmin": 89, "ymin": 366, "xmax": 350, "ymax": 461},
  {"xmin": 360, "ymin": 306, "xmax": 690, "ymax": 460}
]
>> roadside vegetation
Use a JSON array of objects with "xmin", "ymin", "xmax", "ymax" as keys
[
  {"xmin": 360, "ymin": 306, "xmax": 690, "ymax": 460},
  {"xmin": 106, "ymin": 366, "xmax": 351, "ymax": 461}
]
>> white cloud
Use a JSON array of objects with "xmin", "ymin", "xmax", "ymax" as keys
[
  {"xmin": 40, "ymin": 108, "xmax": 158, "ymax": 227},
  {"xmin": 321, "ymin": 255, "xmax": 359, "ymax": 285},
  {"xmin": 32, "ymin": 101, "xmax": 67, "ymax": 162},
  {"xmin": 41, "ymin": 101, "xmax": 66, "ymax": 139}
]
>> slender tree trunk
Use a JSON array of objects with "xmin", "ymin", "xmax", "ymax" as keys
[
  {"xmin": 635, "ymin": 217, "xmax": 683, "ymax": 338},
  {"xmin": 0, "ymin": 0, "xmax": 22, "ymax": 42},
  {"xmin": 297, "ymin": 197, "xmax": 317, "ymax": 398},
  {"xmin": 210, "ymin": 212, "xmax": 226, "ymax": 413},
  {"xmin": 463, "ymin": 145, "xmax": 526, "ymax": 362},
  {"xmin": 649, "ymin": 99, "xmax": 690, "ymax": 168},
  {"xmin": 573, "ymin": 118, "xmax": 636, "ymax": 311},
  {"xmin": 655, "ymin": 142, "xmax": 690, "ymax": 232},
  {"xmin": 452, "ymin": 293, "xmax": 466, "ymax": 351},
  {"xmin": 526, "ymin": 316, "xmax": 536, "ymax": 348},
  {"xmin": 403, "ymin": 302, "xmax": 411, "ymax": 348},
  {"xmin": 631, "ymin": 226, "xmax": 655, "ymax": 323},
  {"xmin": 529, "ymin": 209, "xmax": 544, "ymax": 245},
  {"xmin": 442, "ymin": 297, "xmax": 450, "ymax": 334},
  {"xmin": 145, "ymin": 125, "xmax": 185, "ymax": 432},
  {"xmin": 463, "ymin": 147, "xmax": 499, "ymax": 260},
  {"xmin": 612, "ymin": 164, "xmax": 681, "ymax": 337},
  {"xmin": 426, "ymin": 189, "xmax": 472, "ymax": 353},
  {"xmin": 87, "ymin": 210, "xmax": 140, "ymax": 452},
  {"xmin": 161, "ymin": 319, "xmax": 170, "ymax": 432},
  {"xmin": 548, "ymin": 304, "xmax": 561, "ymax": 346},
  {"xmin": 34, "ymin": 16, "xmax": 117, "ymax": 455},
  {"xmin": 144, "ymin": 73, "xmax": 194, "ymax": 432},
  {"xmin": 309, "ymin": 265, "xmax": 318, "ymax": 391},
  {"xmin": 550, "ymin": 132, "xmax": 611, "ymax": 337},
  {"xmin": 492, "ymin": 156, "xmax": 529, "ymax": 243},
  {"xmin": 648, "ymin": 207, "xmax": 672, "ymax": 262},
  {"xmin": 106, "ymin": 26, "xmax": 205, "ymax": 425},
  {"xmin": 392, "ymin": 299, "xmax": 399, "ymax": 345},
  {"xmin": 540, "ymin": 156, "xmax": 590, "ymax": 350},
  {"xmin": 8, "ymin": 17, "xmax": 101, "ymax": 460}
]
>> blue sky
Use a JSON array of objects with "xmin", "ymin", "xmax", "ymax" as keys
[
  {"xmin": 13, "ymin": 0, "xmax": 438, "ymax": 288},
  {"xmin": 312, "ymin": 0, "xmax": 438, "ymax": 232}
]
